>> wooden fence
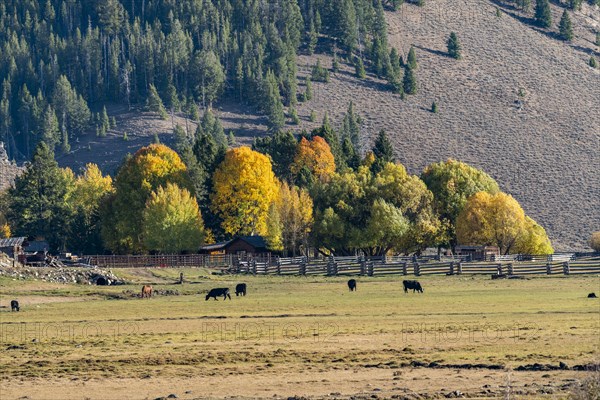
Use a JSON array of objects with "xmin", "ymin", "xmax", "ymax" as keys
[{"xmin": 83, "ymin": 254, "xmax": 600, "ymax": 277}]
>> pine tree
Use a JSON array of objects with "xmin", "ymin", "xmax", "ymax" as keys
[
  {"xmin": 41, "ymin": 106, "xmax": 60, "ymax": 148},
  {"xmin": 305, "ymin": 77, "xmax": 313, "ymax": 101},
  {"xmin": 310, "ymin": 110, "xmax": 317, "ymax": 122},
  {"xmin": 60, "ymin": 129, "xmax": 70, "ymax": 154},
  {"xmin": 341, "ymin": 101, "xmax": 361, "ymax": 150},
  {"xmin": 289, "ymin": 106, "xmax": 300, "ymax": 125},
  {"xmin": 146, "ymin": 84, "xmax": 168, "ymax": 120},
  {"xmin": 403, "ymin": 66, "xmax": 417, "ymax": 95},
  {"xmin": 559, "ymin": 10, "xmax": 574, "ymax": 41},
  {"xmin": 447, "ymin": 32, "xmax": 462, "ymax": 60},
  {"xmin": 535, "ymin": 0, "xmax": 552, "ymax": 28},
  {"xmin": 100, "ymin": 106, "xmax": 110, "ymax": 134},
  {"xmin": 332, "ymin": 52, "xmax": 340, "ymax": 74},
  {"xmin": 568, "ymin": 0, "xmax": 582, "ymax": 10},
  {"xmin": 355, "ymin": 57, "xmax": 366, "ymax": 79},
  {"xmin": 431, "ymin": 101, "xmax": 438, "ymax": 113},
  {"xmin": 307, "ymin": 21, "xmax": 318, "ymax": 55},
  {"xmin": 264, "ymin": 70, "xmax": 285, "ymax": 132},
  {"xmin": 590, "ymin": 57, "xmax": 598, "ymax": 68},
  {"xmin": 407, "ymin": 46, "xmax": 418, "ymax": 70},
  {"xmin": 596, "ymin": 32, "xmax": 600, "ymax": 47},
  {"xmin": 371, "ymin": 130, "xmax": 395, "ymax": 174}
]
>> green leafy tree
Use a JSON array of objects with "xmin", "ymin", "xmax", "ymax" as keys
[
  {"xmin": 6, "ymin": 142, "xmax": 73, "ymax": 251},
  {"xmin": 142, "ymin": 183, "xmax": 205, "ymax": 253}
]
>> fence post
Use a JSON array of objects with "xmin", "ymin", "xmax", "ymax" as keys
[
  {"xmin": 457, "ymin": 262, "xmax": 463, "ymax": 275},
  {"xmin": 276, "ymin": 259, "xmax": 281, "ymax": 275},
  {"xmin": 507, "ymin": 263, "xmax": 514, "ymax": 275},
  {"xmin": 546, "ymin": 263, "xmax": 552, "ymax": 275},
  {"xmin": 497, "ymin": 264, "xmax": 503, "ymax": 276},
  {"xmin": 300, "ymin": 260, "xmax": 306, "ymax": 275},
  {"xmin": 563, "ymin": 261, "xmax": 570, "ymax": 275},
  {"xmin": 368, "ymin": 261, "xmax": 374, "ymax": 277},
  {"xmin": 448, "ymin": 262, "xmax": 454, "ymax": 275},
  {"xmin": 360, "ymin": 256, "xmax": 366, "ymax": 276},
  {"xmin": 414, "ymin": 263, "xmax": 421, "ymax": 276},
  {"xmin": 252, "ymin": 259, "xmax": 257, "ymax": 275},
  {"xmin": 402, "ymin": 262, "xmax": 407, "ymax": 275}
]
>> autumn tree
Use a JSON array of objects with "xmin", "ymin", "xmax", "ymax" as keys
[
  {"xmin": 421, "ymin": 159, "xmax": 500, "ymax": 250},
  {"xmin": 290, "ymin": 136, "xmax": 336, "ymax": 184},
  {"xmin": 211, "ymin": 147, "xmax": 279, "ymax": 236},
  {"xmin": 589, "ymin": 232, "xmax": 600, "ymax": 252},
  {"xmin": 101, "ymin": 144, "xmax": 192, "ymax": 253},
  {"xmin": 68, "ymin": 164, "xmax": 114, "ymax": 254},
  {"xmin": 142, "ymin": 183, "xmax": 205, "ymax": 253},
  {"xmin": 514, "ymin": 216, "xmax": 553, "ymax": 255},
  {"xmin": 276, "ymin": 182, "xmax": 314, "ymax": 256},
  {"xmin": 456, "ymin": 192, "xmax": 552, "ymax": 254}
]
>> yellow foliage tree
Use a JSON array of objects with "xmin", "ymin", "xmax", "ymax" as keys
[
  {"xmin": 276, "ymin": 182, "xmax": 314, "ymax": 256},
  {"xmin": 456, "ymin": 192, "xmax": 552, "ymax": 255},
  {"xmin": 72, "ymin": 164, "xmax": 114, "ymax": 214},
  {"xmin": 514, "ymin": 216, "xmax": 553, "ymax": 255},
  {"xmin": 290, "ymin": 136, "xmax": 335, "ymax": 181},
  {"xmin": 0, "ymin": 223, "xmax": 10, "ymax": 239},
  {"xmin": 101, "ymin": 144, "xmax": 192, "ymax": 253},
  {"xmin": 589, "ymin": 231, "xmax": 600, "ymax": 252},
  {"xmin": 211, "ymin": 147, "xmax": 279, "ymax": 236},
  {"xmin": 142, "ymin": 183, "xmax": 205, "ymax": 253}
]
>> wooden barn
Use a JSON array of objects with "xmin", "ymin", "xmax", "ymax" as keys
[
  {"xmin": 455, "ymin": 245, "xmax": 500, "ymax": 261},
  {"xmin": 199, "ymin": 236, "xmax": 269, "ymax": 256},
  {"xmin": 0, "ymin": 237, "xmax": 27, "ymax": 259}
]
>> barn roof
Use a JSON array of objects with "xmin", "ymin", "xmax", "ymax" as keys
[
  {"xmin": 0, "ymin": 237, "xmax": 27, "ymax": 247},
  {"xmin": 25, "ymin": 240, "xmax": 49, "ymax": 253},
  {"xmin": 236, "ymin": 236, "xmax": 268, "ymax": 249},
  {"xmin": 199, "ymin": 240, "xmax": 232, "ymax": 251}
]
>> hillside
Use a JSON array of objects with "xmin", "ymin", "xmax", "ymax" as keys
[
  {"xmin": 4, "ymin": 0, "xmax": 599, "ymax": 251},
  {"xmin": 293, "ymin": 0, "xmax": 600, "ymax": 251}
]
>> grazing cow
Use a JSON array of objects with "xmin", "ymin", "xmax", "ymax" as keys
[
  {"xmin": 141, "ymin": 285, "xmax": 153, "ymax": 298},
  {"xmin": 206, "ymin": 288, "xmax": 231, "ymax": 301},
  {"xmin": 347, "ymin": 279, "xmax": 357, "ymax": 291},
  {"xmin": 403, "ymin": 280, "xmax": 424, "ymax": 293},
  {"xmin": 10, "ymin": 300, "xmax": 19, "ymax": 312},
  {"xmin": 235, "ymin": 283, "xmax": 247, "ymax": 296},
  {"xmin": 588, "ymin": 293, "xmax": 598, "ymax": 298}
]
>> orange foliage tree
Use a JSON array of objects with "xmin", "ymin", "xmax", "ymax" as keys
[{"xmin": 290, "ymin": 136, "xmax": 335, "ymax": 183}]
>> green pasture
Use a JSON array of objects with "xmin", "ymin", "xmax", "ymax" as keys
[{"xmin": 0, "ymin": 270, "xmax": 598, "ymax": 381}]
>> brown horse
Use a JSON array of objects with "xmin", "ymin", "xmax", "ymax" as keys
[{"xmin": 141, "ymin": 285, "xmax": 153, "ymax": 298}]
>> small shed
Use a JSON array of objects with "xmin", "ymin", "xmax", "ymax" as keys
[
  {"xmin": 0, "ymin": 237, "xmax": 27, "ymax": 259},
  {"xmin": 455, "ymin": 245, "xmax": 500, "ymax": 261},
  {"xmin": 199, "ymin": 236, "xmax": 269, "ymax": 255}
]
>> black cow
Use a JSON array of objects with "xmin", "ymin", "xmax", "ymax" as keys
[
  {"xmin": 10, "ymin": 300, "xmax": 19, "ymax": 312},
  {"xmin": 235, "ymin": 283, "xmax": 247, "ymax": 296},
  {"xmin": 403, "ymin": 280, "xmax": 423, "ymax": 293},
  {"xmin": 347, "ymin": 279, "xmax": 357, "ymax": 291},
  {"xmin": 205, "ymin": 288, "xmax": 231, "ymax": 301}
]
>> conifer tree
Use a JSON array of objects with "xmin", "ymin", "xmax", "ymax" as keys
[
  {"xmin": 407, "ymin": 46, "xmax": 418, "ymax": 70},
  {"xmin": 535, "ymin": 0, "xmax": 552, "ymax": 28},
  {"xmin": 305, "ymin": 77, "xmax": 313, "ymax": 100},
  {"xmin": 590, "ymin": 57, "xmax": 598, "ymax": 68},
  {"xmin": 264, "ymin": 70, "xmax": 285, "ymax": 132},
  {"xmin": 371, "ymin": 129, "xmax": 395, "ymax": 174},
  {"xmin": 100, "ymin": 106, "xmax": 110, "ymax": 134},
  {"xmin": 403, "ymin": 66, "xmax": 417, "ymax": 95},
  {"xmin": 447, "ymin": 32, "xmax": 462, "ymax": 60},
  {"xmin": 146, "ymin": 84, "xmax": 168, "ymax": 120},
  {"xmin": 559, "ymin": 10, "xmax": 573, "ymax": 41},
  {"xmin": 355, "ymin": 57, "xmax": 366, "ymax": 79},
  {"xmin": 41, "ymin": 106, "xmax": 60, "ymax": 149}
]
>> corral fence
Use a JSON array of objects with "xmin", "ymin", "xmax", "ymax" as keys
[{"xmin": 83, "ymin": 253, "xmax": 600, "ymax": 277}]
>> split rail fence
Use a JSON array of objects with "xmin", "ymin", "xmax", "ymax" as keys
[{"xmin": 85, "ymin": 254, "xmax": 600, "ymax": 277}]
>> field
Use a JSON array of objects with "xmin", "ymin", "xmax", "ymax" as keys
[{"xmin": 0, "ymin": 269, "xmax": 599, "ymax": 399}]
